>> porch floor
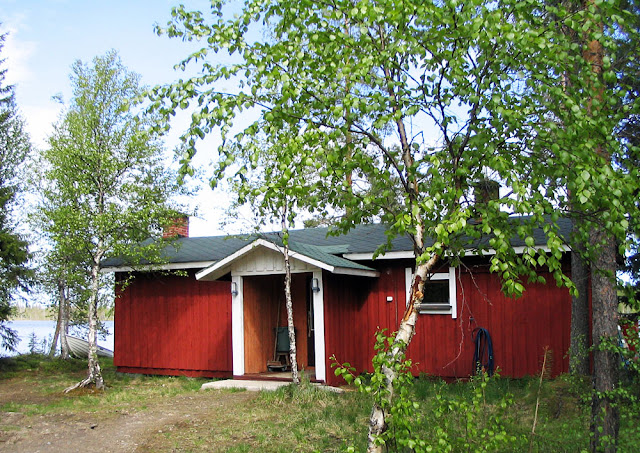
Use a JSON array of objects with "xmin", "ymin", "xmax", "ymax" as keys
[
  {"xmin": 201, "ymin": 378, "xmax": 343, "ymax": 392},
  {"xmin": 201, "ymin": 379, "xmax": 291, "ymax": 391}
]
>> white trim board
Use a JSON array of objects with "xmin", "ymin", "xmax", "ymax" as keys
[
  {"xmin": 344, "ymin": 244, "xmax": 569, "ymax": 261},
  {"xmin": 231, "ymin": 275, "xmax": 245, "ymax": 376},
  {"xmin": 101, "ymin": 261, "xmax": 216, "ymax": 273},
  {"xmin": 312, "ymin": 270, "xmax": 326, "ymax": 382}
]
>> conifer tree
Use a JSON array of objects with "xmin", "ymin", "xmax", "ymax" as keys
[{"xmin": 0, "ymin": 30, "xmax": 33, "ymax": 351}]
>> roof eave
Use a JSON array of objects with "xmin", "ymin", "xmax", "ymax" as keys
[
  {"xmin": 100, "ymin": 260, "xmax": 216, "ymax": 273},
  {"xmin": 332, "ymin": 267, "xmax": 380, "ymax": 278},
  {"xmin": 342, "ymin": 244, "xmax": 570, "ymax": 261}
]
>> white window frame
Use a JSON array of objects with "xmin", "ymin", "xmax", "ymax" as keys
[{"xmin": 405, "ymin": 267, "xmax": 457, "ymax": 318}]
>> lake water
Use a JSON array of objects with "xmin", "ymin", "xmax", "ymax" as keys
[{"xmin": 1, "ymin": 320, "xmax": 115, "ymax": 357}]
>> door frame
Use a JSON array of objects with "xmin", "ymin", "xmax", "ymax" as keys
[{"xmin": 231, "ymin": 270, "xmax": 326, "ymax": 381}]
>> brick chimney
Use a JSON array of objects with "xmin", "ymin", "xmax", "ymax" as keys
[
  {"xmin": 163, "ymin": 215, "xmax": 189, "ymax": 239},
  {"xmin": 473, "ymin": 178, "xmax": 500, "ymax": 206},
  {"xmin": 472, "ymin": 179, "xmax": 500, "ymax": 222}
]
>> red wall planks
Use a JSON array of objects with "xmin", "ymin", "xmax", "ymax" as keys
[
  {"xmin": 115, "ymin": 256, "xmax": 572, "ymax": 385},
  {"xmin": 114, "ymin": 272, "xmax": 232, "ymax": 377},
  {"xmin": 323, "ymin": 260, "xmax": 572, "ymax": 386},
  {"xmin": 323, "ymin": 268, "xmax": 403, "ymax": 384}
]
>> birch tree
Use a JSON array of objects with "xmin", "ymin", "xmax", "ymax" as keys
[
  {"xmin": 41, "ymin": 253, "xmax": 77, "ymax": 359},
  {"xmin": 40, "ymin": 50, "xmax": 184, "ymax": 391},
  {"xmin": 151, "ymin": 0, "xmax": 638, "ymax": 449},
  {"xmin": 228, "ymin": 127, "xmax": 325, "ymax": 384}
]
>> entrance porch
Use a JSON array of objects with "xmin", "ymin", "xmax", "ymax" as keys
[
  {"xmin": 195, "ymin": 237, "xmax": 380, "ymax": 383},
  {"xmin": 231, "ymin": 268, "xmax": 327, "ymax": 381},
  {"xmin": 241, "ymin": 273, "xmax": 317, "ymax": 376}
]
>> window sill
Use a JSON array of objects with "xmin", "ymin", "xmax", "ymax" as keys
[{"xmin": 418, "ymin": 303, "xmax": 452, "ymax": 314}]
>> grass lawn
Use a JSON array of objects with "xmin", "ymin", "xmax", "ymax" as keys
[{"xmin": 0, "ymin": 354, "xmax": 638, "ymax": 452}]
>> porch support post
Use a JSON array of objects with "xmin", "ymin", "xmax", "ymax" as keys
[
  {"xmin": 312, "ymin": 270, "xmax": 326, "ymax": 382},
  {"xmin": 231, "ymin": 275, "xmax": 244, "ymax": 376}
]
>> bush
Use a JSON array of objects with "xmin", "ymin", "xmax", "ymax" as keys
[{"xmin": 334, "ymin": 330, "xmax": 521, "ymax": 452}]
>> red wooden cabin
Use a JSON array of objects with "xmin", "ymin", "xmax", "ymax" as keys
[{"xmin": 104, "ymin": 219, "xmax": 573, "ymax": 386}]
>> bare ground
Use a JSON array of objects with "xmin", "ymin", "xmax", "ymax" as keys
[{"xmin": 0, "ymin": 381, "xmax": 254, "ymax": 453}]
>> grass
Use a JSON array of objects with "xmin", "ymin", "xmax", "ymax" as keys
[
  {"xmin": 139, "ymin": 380, "xmax": 371, "ymax": 452},
  {"xmin": 1, "ymin": 355, "xmax": 639, "ymax": 452},
  {"xmin": 0, "ymin": 354, "xmax": 204, "ymax": 417}
]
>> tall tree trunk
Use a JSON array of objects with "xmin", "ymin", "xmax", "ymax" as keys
[
  {"xmin": 49, "ymin": 292, "xmax": 62, "ymax": 357},
  {"xmin": 59, "ymin": 280, "xmax": 70, "ymax": 360},
  {"xmin": 283, "ymin": 244, "xmax": 300, "ymax": 385},
  {"xmin": 580, "ymin": 1, "xmax": 620, "ymax": 450},
  {"xmin": 589, "ymin": 231, "xmax": 619, "ymax": 452},
  {"xmin": 561, "ymin": 0, "xmax": 591, "ymax": 377},
  {"xmin": 65, "ymin": 252, "xmax": 104, "ymax": 392},
  {"xmin": 281, "ymin": 208, "xmax": 300, "ymax": 384},
  {"xmin": 367, "ymin": 38, "xmax": 430, "ymax": 449},
  {"xmin": 570, "ymin": 247, "xmax": 590, "ymax": 374},
  {"xmin": 367, "ymin": 253, "xmax": 439, "ymax": 452},
  {"xmin": 86, "ymin": 257, "xmax": 104, "ymax": 389},
  {"xmin": 49, "ymin": 278, "xmax": 71, "ymax": 358}
]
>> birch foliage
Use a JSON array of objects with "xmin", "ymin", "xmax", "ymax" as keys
[
  {"xmin": 151, "ymin": 0, "xmax": 639, "ymax": 448},
  {"xmin": 39, "ymin": 51, "xmax": 185, "ymax": 389},
  {"xmin": 153, "ymin": 0, "xmax": 635, "ymax": 286}
]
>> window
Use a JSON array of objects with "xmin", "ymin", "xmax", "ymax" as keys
[{"xmin": 405, "ymin": 267, "xmax": 457, "ymax": 318}]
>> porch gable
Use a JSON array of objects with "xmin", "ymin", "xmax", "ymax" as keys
[{"xmin": 195, "ymin": 238, "xmax": 379, "ymax": 281}]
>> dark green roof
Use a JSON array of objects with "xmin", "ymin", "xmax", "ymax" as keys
[
  {"xmin": 101, "ymin": 236, "xmax": 252, "ymax": 268},
  {"xmin": 102, "ymin": 216, "xmax": 572, "ymax": 270},
  {"xmin": 284, "ymin": 241, "xmax": 375, "ymax": 272}
]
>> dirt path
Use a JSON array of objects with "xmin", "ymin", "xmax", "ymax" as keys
[{"xmin": 0, "ymin": 389, "xmax": 254, "ymax": 453}]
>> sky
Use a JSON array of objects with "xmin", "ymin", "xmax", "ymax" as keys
[{"xmin": 1, "ymin": 0, "xmax": 239, "ymax": 237}]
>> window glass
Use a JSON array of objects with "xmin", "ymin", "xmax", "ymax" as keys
[{"xmin": 422, "ymin": 280, "xmax": 449, "ymax": 304}]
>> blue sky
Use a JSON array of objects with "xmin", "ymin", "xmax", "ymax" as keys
[{"xmin": 1, "ymin": 0, "xmax": 235, "ymax": 236}]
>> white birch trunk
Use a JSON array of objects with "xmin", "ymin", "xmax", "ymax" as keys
[
  {"xmin": 49, "ymin": 283, "xmax": 63, "ymax": 357},
  {"xmin": 367, "ymin": 253, "xmax": 438, "ymax": 452},
  {"xmin": 49, "ymin": 280, "xmax": 71, "ymax": 358},
  {"xmin": 283, "ymin": 243, "xmax": 300, "ymax": 384},
  {"xmin": 65, "ymin": 249, "xmax": 105, "ymax": 392},
  {"xmin": 281, "ymin": 206, "xmax": 300, "ymax": 384},
  {"xmin": 365, "ymin": 67, "xmax": 431, "ymax": 447},
  {"xmin": 60, "ymin": 285, "xmax": 70, "ymax": 360},
  {"xmin": 86, "ymin": 257, "xmax": 104, "ymax": 388}
]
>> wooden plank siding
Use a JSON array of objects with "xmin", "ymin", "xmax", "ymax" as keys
[
  {"xmin": 243, "ymin": 274, "xmax": 309, "ymax": 373},
  {"xmin": 323, "ymin": 259, "xmax": 572, "ymax": 386},
  {"xmin": 114, "ymin": 272, "xmax": 232, "ymax": 378},
  {"xmin": 114, "ymin": 256, "xmax": 572, "ymax": 384}
]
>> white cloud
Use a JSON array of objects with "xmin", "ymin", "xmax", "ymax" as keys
[
  {"xmin": 1, "ymin": 13, "xmax": 37, "ymax": 86},
  {"xmin": 21, "ymin": 104, "xmax": 58, "ymax": 149}
]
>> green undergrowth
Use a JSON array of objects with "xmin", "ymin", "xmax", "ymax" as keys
[
  {"xmin": 0, "ymin": 353, "xmax": 88, "ymax": 377},
  {"xmin": 252, "ymin": 381, "xmax": 371, "ymax": 451},
  {"xmin": 2, "ymin": 354, "xmax": 639, "ymax": 451},
  {"xmin": 145, "ymin": 374, "xmax": 598, "ymax": 452},
  {"xmin": 412, "ymin": 375, "xmax": 590, "ymax": 452}
]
